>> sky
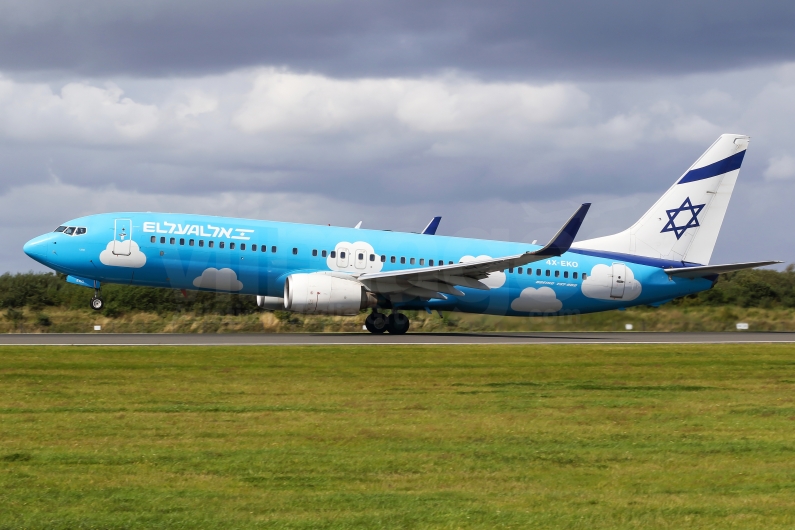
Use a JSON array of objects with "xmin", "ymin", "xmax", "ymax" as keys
[{"xmin": 2, "ymin": 0, "xmax": 795, "ymax": 272}]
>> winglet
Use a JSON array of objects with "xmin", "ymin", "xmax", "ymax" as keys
[
  {"xmin": 421, "ymin": 216, "xmax": 442, "ymax": 235},
  {"xmin": 536, "ymin": 203, "xmax": 591, "ymax": 256}
]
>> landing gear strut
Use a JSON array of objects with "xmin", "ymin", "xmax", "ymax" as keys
[{"xmin": 90, "ymin": 288, "xmax": 104, "ymax": 311}]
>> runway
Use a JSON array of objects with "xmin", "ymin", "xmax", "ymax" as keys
[{"xmin": 1, "ymin": 332, "xmax": 794, "ymax": 345}]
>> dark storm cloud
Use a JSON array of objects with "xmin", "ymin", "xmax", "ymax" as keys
[{"xmin": 2, "ymin": 0, "xmax": 795, "ymax": 79}]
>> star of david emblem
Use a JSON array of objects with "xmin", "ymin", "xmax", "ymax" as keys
[{"xmin": 660, "ymin": 197, "xmax": 705, "ymax": 240}]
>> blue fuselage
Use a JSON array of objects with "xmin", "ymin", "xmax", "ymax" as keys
[{"xmin": 23, "ymin": 212, "xmax": 713, "ymax": 315}]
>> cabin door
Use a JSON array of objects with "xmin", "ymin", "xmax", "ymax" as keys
[
  {"xmin": 113, "ymin": 219, "xmax": 133, "ymax": 256},
  {"xmin": 610, "ymin": 263, "xmax": 627, "ymax": 298}
]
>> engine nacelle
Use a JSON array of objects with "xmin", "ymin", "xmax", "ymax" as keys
[
  {"xmin": 257, "ymin": 296, "xmax": 285, "ymax": 310},
  {"xmin": 284, "ymin": 273, "xmax": 377, "ymax": 315}
]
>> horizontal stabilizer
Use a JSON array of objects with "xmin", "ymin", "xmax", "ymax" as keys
[{"xmin": 664, "ymin": 260, "xmax": 782, "ymax": 279}]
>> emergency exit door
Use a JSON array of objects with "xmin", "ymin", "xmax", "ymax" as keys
[{"xmin": 610, "ymin": 263, "xmax": 627, "ymax": 298}]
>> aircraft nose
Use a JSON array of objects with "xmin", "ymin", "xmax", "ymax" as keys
[{"xmin": 23, "ymin": 235, "xmax": 48, "ymax": 261}]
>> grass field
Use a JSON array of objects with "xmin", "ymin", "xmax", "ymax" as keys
[{"xmin": 1, "ymin": 344, "xmax": 795, "ymax": 529}]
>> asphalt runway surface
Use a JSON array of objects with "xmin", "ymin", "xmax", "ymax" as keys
[{"xmin": 1, "ymin": 332, "xmax": 794, "ymax": 345}]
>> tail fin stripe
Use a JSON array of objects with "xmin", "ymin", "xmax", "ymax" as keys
[{"xmin": 678, "ymin": 149, "xmax": 745, "ymax": 184}]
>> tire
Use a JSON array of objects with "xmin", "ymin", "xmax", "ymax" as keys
[
  {"xmin": 386, "ymin": 312, "xmax": 410, "ymax": 335},
  {"xmin": 91, "ymin": 297, "xmax": 104, "ymax": 311},
  {"xmin": 365, "ymin": 312, "xmax": 388, "ymax": 334}
]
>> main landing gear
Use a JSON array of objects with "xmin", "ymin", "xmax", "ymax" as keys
[
  {"xmin": 90, "ymin": 288, "xmax": 104, "ymax": 311},
  {"xmin": 365, "ymin": 310, "xmax": 410, "ymax": 335}
]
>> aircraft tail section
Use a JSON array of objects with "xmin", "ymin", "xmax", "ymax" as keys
[{"xmin": 574, "ymin": 134, "xmax": 750, "ymax": 265}]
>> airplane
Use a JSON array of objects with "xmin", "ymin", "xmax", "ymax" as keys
[{"xmin": 23, "ymin": 134, "xmax": 779, "ymax": 334}]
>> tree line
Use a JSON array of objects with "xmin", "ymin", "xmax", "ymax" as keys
[{"xmin": 0, "ymin": 266, "xmax": 793, "ymax": 316}]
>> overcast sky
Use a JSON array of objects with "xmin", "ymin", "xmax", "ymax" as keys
[{"xmin": 3, "ymin": 0, "xmax": 795, "ymax": 272}]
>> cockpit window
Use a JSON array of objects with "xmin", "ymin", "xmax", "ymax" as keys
[
  {"xmin": 54, "ymin": 226, "xmax": 66, "ymax": 232},
  {"xmin": 63, "ymin": 227, "xmax": 75, "ymax": 235},
  {"xmin": 75, "ymin": 227, "xmax": 87, "ymax": 235}
]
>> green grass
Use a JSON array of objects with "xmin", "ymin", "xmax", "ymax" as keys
[{"xmin": 1, "ymin": 344, "xmax": 795, "ymax": 529}]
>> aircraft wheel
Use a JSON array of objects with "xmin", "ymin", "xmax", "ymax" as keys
[
  {"xmin": 90, "ymin": 297, "xmax": 104, "ymax": 311},
  {"xmin": 365, "ymin": 312, "xmax": 388, "ymax": 334},
  {"xmin": 386, "ymin": 312, "xmax": 410, "ymax": 335}
]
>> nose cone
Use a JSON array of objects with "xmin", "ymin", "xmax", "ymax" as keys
[{"xmin": 23, "ymin": 234, "xmax": 49, "ymax": 263}]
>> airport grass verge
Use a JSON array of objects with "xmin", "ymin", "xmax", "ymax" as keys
[{"xmin": 1, "ymin": 344, "xmax": 794, "ymax": 528}]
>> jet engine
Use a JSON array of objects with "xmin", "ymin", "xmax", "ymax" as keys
[{"xmin": 284, "ymin": 273, "xmax": 377, "ymax": 315}]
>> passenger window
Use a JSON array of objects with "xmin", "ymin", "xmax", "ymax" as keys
[
  {"xmin": 429, "ymin": 259, "xmax": 434, "ymax": 266},
  {"xmin": 312, "ymin": 249, "xmax": 317, "ymax": 256},
  {"xmin": 573, "ymin": 272, "xmax": 578, "ymax": 279},
  {"xmin": 358, "ymin": 253, "xmax": 364, "ymax": 260},
  {"xmin": 160, "ymin": 237, "xmax": 166, "ymax": 244},
  {"xmin": 582, "ymin": 273, "xmax": 587, "ymax": 280},
  {"xmin": 410, "ymin": 258, "xmax": 415, "ymax": 265},
  {"xmin": 55, "ymin": 226, "xmax": 66, "ymax": 232},
  {"xmin": 64, "ymin": 227, "xmax": 75, "ymax": 235},
  {"xmin": 400, "ymin": 257, "xmax": 406, "ymax": 264},
  {"xmin": 340, "ymin": 251, "xmax": 345, "ymax": 258},
  {"xmin": 545, "ymin": 270, "xmax": 550, "ymax": 276},
  {"xmin": 330, "ymin": 251, "xmax": 336, "ymax": 258},
  {"xmin": 554, "ymin": 270, "xmax": 559, "ymax": 277},
  {"xmin": 419, "ymin": 258, "xmax": 425, "ymax": 265},
  {"xmin": 252, "ymin": 244, "xmax": 256, "ymax": 251},
  {"xmin": 322, "ymin": 250, "xmax": 328, "ymax": 257},
  {"xmin": 199, "ymin": 240, "xmax": 204, "ymax": 248},
  {"xmin": 220, "ymin": 241, "xmax": 225, "ymax": 249},
  {"xmin": 391, "ymin": 256, "xmax": 396, "ymax": 263},
  {"xmin": 271, "ymin": 246, "xmax": 277, "ymax": 253},
  {"xmin": 179, "ymin": 238, "xmax": 185, "ymax": 245},
  {"xmin": 150, "ymin": 236, "xmax": 156, "ymax": 243},
  {"xmin": 170, "ymin": 237, "xmax": 175, "ymax": 244},
  {"xmin": 509, "ymin": 268, "xmax": 514, "ymax": 273},
  {"xmin": 449, "ymin": 261, "xmax": 453, "ymax": 265},
  {"xmin": 189, "ymin": 239, "xmax": 195, "ymax": 246},
  {"xmin": 564, "ymin": 271, "xmax": 568, "ymax": 278},
  {"xmin": 293, "ymin": 248, "xmax": 298, "ymax": 255},
  {"xmin": 209, "ymin": 241, "xmax": 214, "ymax": 248},
  {"xmin": 76, "ymin": 227, "xmax": 86, "ymax": 235},
  {"xmin": 518, "ymin": 267, "xmax": 523, "ymax": 274},
  {"xmin": 230, "ymin": 242, "xmax": 235, "ymax": 250},
  {"xmin": 261, "ymin": 245, "xmax": 267, "ymax": 252},
  {"xmin": 370, "ymin": 254, "xmax": 375, "ymax": 261},
  {"xmin": 536, "ymin": 269, "xmax": 541, "ymax": 276},
  {"xmin": 380, "ymin": 255, "xmax": 385, "ymax": 262},
  {"xmin": 240, "ymin": 243, "xmax": 246, "ymax": 251}
]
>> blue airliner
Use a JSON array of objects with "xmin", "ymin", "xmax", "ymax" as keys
[{"xmin": 23, "ymin": 134, "xmax": 778, "ymax": 334}]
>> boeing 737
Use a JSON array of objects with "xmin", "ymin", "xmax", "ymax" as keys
[{"xmin": 23, "ymin": 134, "xmax": 779, "ymax": 334}]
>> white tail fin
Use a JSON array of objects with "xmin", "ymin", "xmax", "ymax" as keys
[{"xmin": 574, "ymin": 134, "xmax": 749, "ymax": 265}]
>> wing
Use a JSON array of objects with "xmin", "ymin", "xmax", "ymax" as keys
[
  {"xmin": 663, "ymin": 260, "xmax": 782, "ymax": 279},
  {"xmin": 358, "ymin": 204, "xmax": 590, "ymax": 300}
]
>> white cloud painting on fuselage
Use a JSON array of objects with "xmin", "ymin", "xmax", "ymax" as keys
[
  {"xmin": 193, "ymin": 267, "xmax": 243, "ymax": 291},
  {"xmin": 327, "ymin": 241, "xmax": 383, "ymax": 273},
  {"xmin": 99, "ymin": 241, "xmax": 146, "ymax": 268},
  {"xmin": 581, "ymin": 263, "xmax": 641, "ymax": 301},
  {"xmin": 510, "ymin": 286, "xmax": 563, "ymax": 312}
]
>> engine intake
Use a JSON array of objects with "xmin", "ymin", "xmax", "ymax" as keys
[{"xmin": 284, "ymin": 273, "xmax": 377, "ymax": 315}]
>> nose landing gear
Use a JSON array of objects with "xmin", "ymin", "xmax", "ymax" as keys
[
  {"xmin": 364, "ymin": 310, "xmax": 410, "ymax": 334},
  {"xmin": 90, "ymin": 288, "xmax": 104, "ymax": 311}
]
